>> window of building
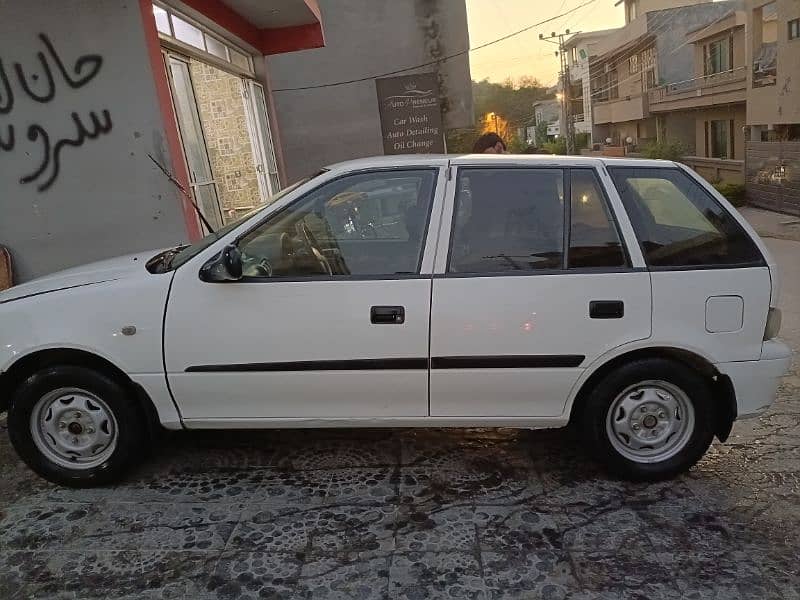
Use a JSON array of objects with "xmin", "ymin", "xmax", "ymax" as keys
[
  {"xmin": 608, "ymin": 168, "xmax": 763, "ymax": 268},
  {"xmin": 569, "ymin": 170, "xmax": 627, "ymax": 268},
  {"xmin": 629, "ymin": 54, "xmax": 640, "ymax": 74},
  {"xmin": 626, "ymin": 0, "xmax": 638, "ymax": 23},
  {"xmin": 642, "ymin": 47, "xmax": 656, "ymax": 69},
  {"xmin": 238, "ymin": 170, "xmax": 437, "ymax": 278},
  {"xmin": 643, "ymin": 69, "xmax": 656, "ymax": 91},
  {"xmin": 449, "ymin": 169, "xmax": 564, "ymax": 273},
  {"xmin": 789, "ymin": 18, "xmax": 800, "ymax": 40},
  {"xmin": 708, "ymin": 120, "xmax": 730, "ymax": 159},
  {"xmin": 609, "ymin": 70, "xmax": 619, "ymax": 99},
  {"xmin": 153, "ymin": 3, "xmax": 254, "ymax": 74},
  {"xmin": 753, "ymin": 2, "xmax": 778, "ymax": 87},
  {"xmin": 571, "ymin": 46, "xmax": 579, "ymax": 65},
  {"xmin": 705, "ymin": 37, "xmax": 732, "ymax": 75}
]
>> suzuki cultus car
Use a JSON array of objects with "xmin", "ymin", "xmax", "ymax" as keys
[{"xmin": 0, "ymin": 155, "xmax": 790, "ymax": 486}]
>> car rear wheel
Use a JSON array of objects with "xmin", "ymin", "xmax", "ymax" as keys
[
  {"xmin": 8, "ymin": 366, "xmax": 145, "ymax": 487},
  {"xmin": 581, "ymin": 358, "xmax": 716, "ymax": 481}
]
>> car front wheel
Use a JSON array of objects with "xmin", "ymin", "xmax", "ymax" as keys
[
  {"xmin": 8, "ymin": 365, "xmax": 145, "ymax": 487},
  {"xmin": 581, "ymin": 358, "xmax": 716, "ymax": 481}
]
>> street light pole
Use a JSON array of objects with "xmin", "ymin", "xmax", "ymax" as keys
[{"xmin": 539, "ymin": 29, "xmax": 580, "ymax": 155}]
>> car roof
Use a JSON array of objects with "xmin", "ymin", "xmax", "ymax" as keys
[{"xmin": 324, "ymin": 154, "xmax": 678, "ymax": 172}]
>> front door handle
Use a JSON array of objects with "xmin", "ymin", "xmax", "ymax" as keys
[
  {"xmin": 371, "ymin": 305, "xmax": 405, "ymax": 324},
  {"xmin": 590, "ymin": 300, "xmax": 624, "ymax": 319}
]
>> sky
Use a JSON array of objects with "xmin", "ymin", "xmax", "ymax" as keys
[{"xmin": 465, "ymin": 0, "xmax": 625, "ymax": 86}]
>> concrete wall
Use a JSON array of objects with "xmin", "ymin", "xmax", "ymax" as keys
[
  {"xmin": 746, "ymin": 0, "xmax": 800, "ymax": 126},
  {"xmin": 661, "ymin": 111, "xmax": 697, "ymax": 153},
  {"xmin": 0, "ymin": 0, "xmax": 188, "ymax": 282},
  {"xmin": 266, "ymin": 0, "xmax": 472, "ymax": 182}
]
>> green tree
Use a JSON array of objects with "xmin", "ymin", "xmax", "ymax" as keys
[
  {"xmin": 534, "ymin": 120, "xmax": 550, "ymax": 147},
  {"xmin": 445, "ymin": 76, "xmax": 554, "ymax": 152}
]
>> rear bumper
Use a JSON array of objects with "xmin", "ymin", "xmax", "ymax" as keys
[{"xmin": 716, "ymin": 340, "xmax": 793, "ymax": 418}]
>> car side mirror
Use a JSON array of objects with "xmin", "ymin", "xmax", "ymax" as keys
[{"xmin": 199, "ymin": 244, "xmax": 243, "ymax": 282}]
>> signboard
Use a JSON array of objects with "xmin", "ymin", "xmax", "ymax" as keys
[{"xmin": 375, "ymin": 72, "xmax": 445, "ymax": 154}]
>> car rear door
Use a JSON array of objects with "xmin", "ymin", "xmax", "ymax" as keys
[
  {"xmin": 164, "ymin": 165, "xmax": 446, "ymax": 424},
  {"xmin": 428, "ymin": 162, "xmax": 652, "ymax": 417},
  {"xmin": 606, "ymin": 164, "xmax": 771, "ymax": 363}
]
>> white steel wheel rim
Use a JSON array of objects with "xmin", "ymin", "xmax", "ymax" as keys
[
  {"xmin": 605, "ymin": 380, "xmax": 695, "ymax": 464},
  {"xmin": 30, "ymin": 387, "xmax": 119, "ymax": 470}
]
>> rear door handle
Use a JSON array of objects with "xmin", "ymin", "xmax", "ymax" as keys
[
  {"xmin": 590, "ymin": 300, "xmax": 624, "ymax": 319},
  {"xmin": 371, "ymin": 305, "xmax": 405, "ymax": 324}
]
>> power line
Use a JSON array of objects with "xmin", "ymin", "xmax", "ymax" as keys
[{"xmin": 272, "ymin": 0, "xmax": 600, "ymax": 92}]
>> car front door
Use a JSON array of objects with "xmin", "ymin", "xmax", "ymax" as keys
[
  {"xmin": 164, "ymin": 166, "xmax": 445, "ymax": 424},
  {"xmin": 429, "ymin": 164, "xmax": 652, "ymax": 417}
]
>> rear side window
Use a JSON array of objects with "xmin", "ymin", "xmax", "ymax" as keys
[
  {"xmin": 569, "ymin": 170, "xmax": 627, "ymax": 268},
  {"xmin": 608, "ymin": 167, "xmax": 763, "ymax": 268},
  {"xmin": 449, "ymin": 169, "xmax": 564, "ymax": 272}
]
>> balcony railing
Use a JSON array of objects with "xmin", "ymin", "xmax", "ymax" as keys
[{"xmin": 648, "ymin": 67, "xmax": 747, "ymax": 108}]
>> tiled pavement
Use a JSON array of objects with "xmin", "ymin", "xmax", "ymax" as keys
[{"xmin": 1, "ymin": 240, "xmax": 798, "ymax": 599}]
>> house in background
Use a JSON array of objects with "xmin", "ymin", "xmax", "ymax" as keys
[
  {"xmin": 589, "ymin": 0, "xmax": 738, "ymax": 151},
  {"xmin": 531, "ymin": 99, "xmax": 561, "ymax": 146},
  {"xmin": 561, "ymin": 29, "xmax": 620, "ymax": 144},
  {"xmin": 647, "ymin": 8, "xmax": 747, "ymax": 183},
  {"xmin": 745, "ymin": 0, "xmax": 800, "ymax": 215}
]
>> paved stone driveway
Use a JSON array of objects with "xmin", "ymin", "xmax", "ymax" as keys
[{"xmin": 1, "ymin": 233, "xmax": 798, "ymax": 599}]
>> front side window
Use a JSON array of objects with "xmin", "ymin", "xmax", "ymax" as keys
[
  {"xmin": 449, "ymin": 169, "xmax": 564, "ymax": 273},
  {"xmin": 238, "ymin": 170, "xmax": 436, "ymax": 278},
  {"xmin": 569, "ymin": 170, "xmax": 627, "ymax": 268},
  {"xmin": 609, "ymin": 167, "xmax": 763, "ymax": 268}
]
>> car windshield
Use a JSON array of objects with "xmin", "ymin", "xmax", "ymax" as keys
[{"xmin": 163, "ymin": 177, "xmax": 314, "ymax": 271}]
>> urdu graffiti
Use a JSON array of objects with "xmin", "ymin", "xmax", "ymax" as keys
[{"xmin": 0, "ymin": 33, "xmax": 112, "ymax": 192}]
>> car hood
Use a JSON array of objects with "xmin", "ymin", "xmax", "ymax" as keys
[{"xmin": 0, "ymin": 249, "xmax": 164, "ymax": 304}]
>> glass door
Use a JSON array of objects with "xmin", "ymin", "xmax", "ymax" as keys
[
  {"xmin": 165, "ymin": 54, "xmax": 224, "ymax": 232},
  {"xmin": 244, "ymin": 80, "xmax": 281, "ymax": 199}
]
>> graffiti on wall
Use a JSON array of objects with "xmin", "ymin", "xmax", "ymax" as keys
[{"xmin": 0, "ymin": 33, "xmax": 113, "ymax": 192}]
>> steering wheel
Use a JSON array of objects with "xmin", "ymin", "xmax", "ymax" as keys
[{"xmin": 299, "ymin": 222, "xmax": 334, "ymax": 275}]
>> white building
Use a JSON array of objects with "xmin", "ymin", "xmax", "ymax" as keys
[{"xmin": 561, "ymin": 29, "xmax": 620, "ymax": 143}]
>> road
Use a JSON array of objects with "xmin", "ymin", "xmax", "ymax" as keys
[{"xmin": 1, "ymin": 224, "xmax": 798, "ymax": 599}]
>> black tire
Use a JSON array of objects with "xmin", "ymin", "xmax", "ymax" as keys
[
  {"xmin": 7, "ymin": 366, "xmax": 146, "ymax": 487},
  {"xmin": 580, "ymin": 358, "xmax": 715, "ymax": 481}
]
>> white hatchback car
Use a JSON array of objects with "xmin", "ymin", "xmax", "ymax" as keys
[{"xmin": 0, "ymin": 155, "xmax": 791, "ymax": 486}]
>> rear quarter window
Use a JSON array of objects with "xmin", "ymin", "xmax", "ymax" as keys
[{"xmin": 608, "ymin": 167, "xmax": 764, "ymax": 269}]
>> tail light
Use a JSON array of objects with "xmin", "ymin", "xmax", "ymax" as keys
[{"xmin": 764, "ymin": 307, "xmax": 782, "ymax": 340}]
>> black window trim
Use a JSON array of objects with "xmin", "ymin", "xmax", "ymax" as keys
[
  {"xmin": 444, "ymin": 165, "xmax": 634, "ymax": 278},
  {"xmin": 606, "ymin": 165, "xmax": 767, "ymax": 272},
  {"xmin": 214, "ymin": 166, "xmax": 442, "ymax": 283}
]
